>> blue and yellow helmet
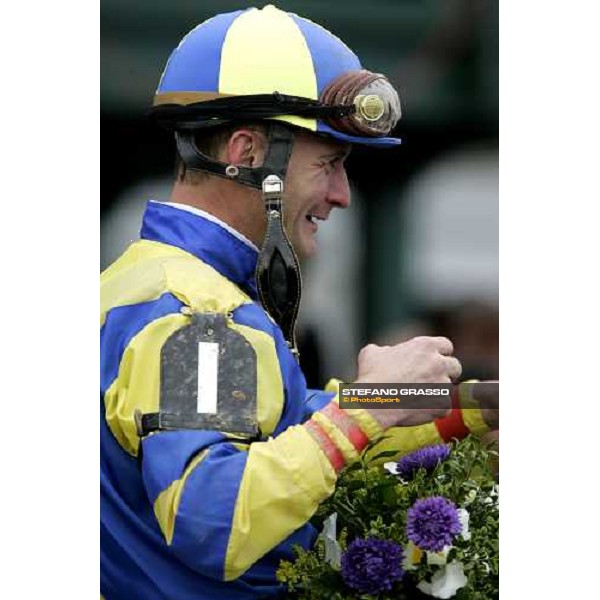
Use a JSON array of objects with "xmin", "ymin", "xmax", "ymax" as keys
[{"xmin": 151, "ymin": 4, "xmax": 402, "ymax": 147}]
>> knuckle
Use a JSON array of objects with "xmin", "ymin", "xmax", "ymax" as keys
[
  {"xmin": 435, "ymin": 354, "xmax": 447, "ymax": 371},
  {"xmin": 407, "ymin": 336, "xmax": 427, "ymax": 347},
  {"xmin": 417, "ymin": 336, "xmax": 434, "ymax": 348},
  {"xmin": 437, "ymin": 336, "xmax": 453, "ymax": 353},
  {"xmin": 450, "ymin": 357, "xmax": 462, "ymax": 373},
  {"xmin": 358, "ymin": 343, "xmax": 380, "ymax": 361}
]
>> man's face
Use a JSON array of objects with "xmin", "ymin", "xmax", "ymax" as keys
[{"xmin": 282, "ymin": 132, "xmax": 352, "ymax": 259}]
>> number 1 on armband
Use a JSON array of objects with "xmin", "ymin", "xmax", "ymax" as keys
[{"xmin": 197, "ymin": 342, "xmax": 219, "ymax": 414}]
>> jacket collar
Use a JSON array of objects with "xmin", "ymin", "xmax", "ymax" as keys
[{"xmin": 140, "ymin": 200, "xmax": 259, "ymax": 299}]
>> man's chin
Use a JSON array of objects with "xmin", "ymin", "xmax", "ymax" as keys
[
  {"xmin": 288, "ymin": 226, "xmax": 317, "ymax": 260},
  {"xmin": 295, "ymin": 237, "xmax": 317, "ymax": 260}
]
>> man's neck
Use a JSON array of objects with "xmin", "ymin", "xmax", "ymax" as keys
[
  {"xmin": 160, "ymin": 201, "xmax": 259, "ymax": 251},
  {"xmin": 169, "ymin": 180, "xmax": 265, "ymax": 247}
]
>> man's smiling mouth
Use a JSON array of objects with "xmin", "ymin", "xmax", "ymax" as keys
[{"xmin": 305, "ymin": 213, "xmax": 328, "ymax": 224}]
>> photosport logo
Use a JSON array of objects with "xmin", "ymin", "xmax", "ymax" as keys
[{"xmin": 338, "ymin": 383, "xmax": 453, "ymax": 409}]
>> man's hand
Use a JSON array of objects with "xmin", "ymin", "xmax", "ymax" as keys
[{"xmin": 354, "ymin": 337, "xmax": 462, "ymax": 430}]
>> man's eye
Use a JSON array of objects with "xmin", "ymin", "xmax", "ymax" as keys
[{"xmin": 316, "ymin": 157, "xmax": 342, "ymax": 173}]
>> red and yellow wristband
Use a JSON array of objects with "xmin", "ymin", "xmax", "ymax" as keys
[
  {"xmin": 434, "ymin": 386, "xmax": 469, "ymax": 442},
  {"xmin": 304, "ymin": 419, "xmax": 346, "ymax": 473},
  {"xmin": 311, "ymin": 401, "xmax": 371, "ymax": 465},
  {"xmin": 435, "ymin": 380, "xmax": 490, "ymax": 441},
  {"xmin": 305, "ymin": 381, "xmax": 382, "ymax": 472},
  {"xmin": 305, "ymin": 402, "xmax": 374, "ymax": 472}
]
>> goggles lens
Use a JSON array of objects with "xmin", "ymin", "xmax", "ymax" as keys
[{"xmin": 320, "ymin": 70, "xmax": 401, "ymax": 137}]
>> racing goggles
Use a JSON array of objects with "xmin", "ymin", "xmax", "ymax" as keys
[
  {"xmin": 151, "ymin": 69, "xmax": 401, "ymax": 138},
  {"xmin": 320, "ymin": 70, "xmax": 401, "ymax": 137}
]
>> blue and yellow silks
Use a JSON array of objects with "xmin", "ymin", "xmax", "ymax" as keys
[
  {"xmin": 101, "ymin": 201, "xmax": 488, "ymax": 599},
  {"xmin": 101, "ymin": 201, "xmax": 339, "ymax": 600}
]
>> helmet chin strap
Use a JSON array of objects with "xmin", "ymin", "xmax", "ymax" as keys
[
  {"xmin": 256, "ymin": 172, "xmax": 302, "ymax": 359},
  {"xmin": 175, "ymin": 123, "xmax": 302, "ymax": 359}
]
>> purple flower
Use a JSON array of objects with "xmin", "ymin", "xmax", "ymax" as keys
[
  {"xmin": 406, "ymin": 497, "xmax": 462, "ymax": 552},
  {"xmin": 396, "ymin": 444, "xmax": 450, "ymax": 479},
  {"xmin": 341, "ymin": 538, "xmax": 405, "ymax": 595}
]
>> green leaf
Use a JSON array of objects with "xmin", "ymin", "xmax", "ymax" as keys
[
  {"xmin": 343, "ymin": 461, "xmax": 365, "ymax": 474},
  {"xmin": 368, "ymin": 449, "xmax": 401, "ymax": 462}
]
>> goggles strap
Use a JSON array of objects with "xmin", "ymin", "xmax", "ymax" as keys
[{"xmin": 153, "ymin": 93, "xmax": 354, "ymax": 124}]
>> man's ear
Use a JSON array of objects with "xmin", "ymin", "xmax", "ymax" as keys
[{"xmin": 225, "ymin": 128, "xmax": 268, "ymax": 168}]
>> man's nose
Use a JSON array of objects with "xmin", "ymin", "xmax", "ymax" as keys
[{"xmin": 327, "ymin": 165, "xmax": 351, "ymax": 208}]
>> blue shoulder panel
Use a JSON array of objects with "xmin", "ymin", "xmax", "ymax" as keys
[{"xmin": 101, "ymin": 292, "xmax": 184, "ymax": 395}]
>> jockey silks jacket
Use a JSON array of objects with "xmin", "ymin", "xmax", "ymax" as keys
[{"xmin": 100, "ymin": 200, "xmax": 489, "ymax": 600}]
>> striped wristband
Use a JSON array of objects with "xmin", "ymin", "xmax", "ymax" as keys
[
  {"xmin": 304, "ymin": 419, "xmax": 346, "ymax": 473},
  {"xmin": 320, "ymin": 401, "xmax": 370, "ymax": 454}
]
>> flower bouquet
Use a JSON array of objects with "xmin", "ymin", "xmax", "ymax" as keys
[{"xmin": 277, "ymin": 436, "xmax": 498, "ymax": 599}]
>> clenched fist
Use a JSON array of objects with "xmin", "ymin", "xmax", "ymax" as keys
[
  {"xmin": 357, "ymin": 336, "xmax": 462, "ymax": 384},
  {"xmin": 354, "ymin": 337, "xmax": 462, "ymax": 430}
]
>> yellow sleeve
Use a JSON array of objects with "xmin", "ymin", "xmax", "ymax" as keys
[{"xmin": 361, "ymin": 380, "xmax": 490, "ymax": 463}]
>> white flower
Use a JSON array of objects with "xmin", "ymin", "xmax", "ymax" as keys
[
  {"xmin": 403, "ymin": 541, "xmax": 423, "ymax": 571},
  {"xmin": 457, "ymin": 508, "xmax": 471, "ymax": 541},
  {"xmin": 383, "ymin": 461, "xmax": 409, "ymax": 484},
  {"xmin": 422, "ymin": 508, "xmax": 469, "ymax": 568},
  {"xmin": 490, "ymin": 484, "xmax": 499, "ymax": 507},
  {"xmin": 383, "ymin": 461, "xmax": 399, "ymax": 475},
  {"xmin": 417, "ymin": 561, "xmax": 468, "ymax": 599},
  {"xmin": 426, "ymin": 546, "xmax": 450, "ymax": 565},
  {"xmin": 321, "ymin": 513, "xmax": 341, "ymax": 568},
  {"xmin": 463, "ymin": 489, "xmax": 477, "ymax": 506}
]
